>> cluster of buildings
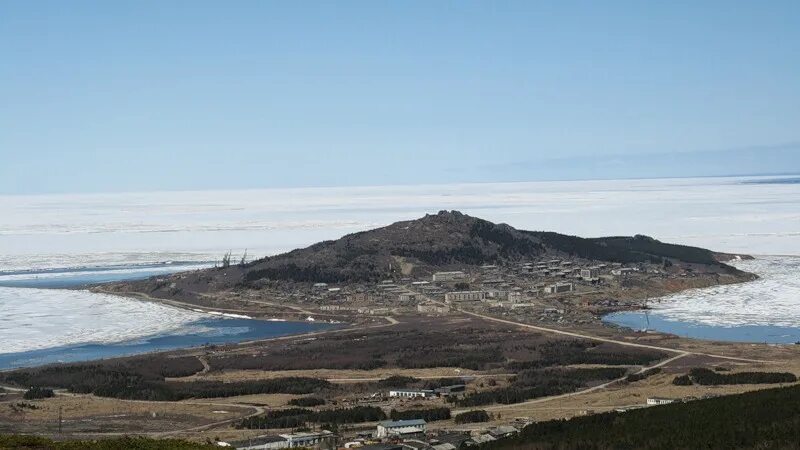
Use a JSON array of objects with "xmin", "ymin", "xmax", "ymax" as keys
[
  {"xmin": 229, "ymin": 420, "xmax": 522, "ymax": 450},
  {"xmin": 261, "ymin": 255, "xmax": 654, "ymax": 324},
  {"xmin": 232, "ymin": 430, "xmax": 336, "ymax": 450},
  {"xmin": 387, "ymin": 384, "xmax": 466, "ymax": 400}
]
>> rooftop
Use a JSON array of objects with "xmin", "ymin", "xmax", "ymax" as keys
[{"xmin": 379, "ymin": 419, "xmax": 427, "ymax": 428}]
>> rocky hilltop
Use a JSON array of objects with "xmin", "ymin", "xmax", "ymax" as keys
[{"xmin": 112, "ymin": 211, "xmax": 745, "ymax": 298}]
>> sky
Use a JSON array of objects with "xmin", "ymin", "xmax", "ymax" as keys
[{"xmin": 1, "ymin": 1, "xmax": 799, "ymax": 194}]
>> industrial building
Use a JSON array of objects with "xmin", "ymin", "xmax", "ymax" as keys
[
  {"xmin": 544, "ymin": 282, "xmax": 574, "ymax": 294},
  {"xmin": 432, "ymin": 271, "xmax": 466, "ymax": 282},
  {"xmin": 388, "ymin": 389, "xmax": 436, "ymax": 399},
  {"xmin": 376, "ymin": 419, "xmax": 427, "ymax": 438},
  {"xmin": 444, "ymin": 291, "xmax": 486, "ymax": 303},
  {"xmin": 232, "ymin": 431, "xmax": 334, "ymax": 450}
]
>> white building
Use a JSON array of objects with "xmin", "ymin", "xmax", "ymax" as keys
[
  {"xmin": 544, "ymin": 283, "xmax": 574, "ymax": 294},
  {"xmin": 580, "ymin": 268, "xmax": 599, "ymax": 280},
  {"xmin": 417, "ymin": 302, "xmax": 450, "ymax": 314},
  {"xmin": 444, "ymin": 291, "xmax": 485, "ymax": 303},
  {"xmin": 376, "ymin": 419, "xmax": 427, "ymax": 438},
  {"xmin": 484, "ymin": 290, "xmax": 509, "ymax": 300},
  {"xmin": 646, "ymin": 397, "xmax": 678, "ymax": 406},
  {"xmin": 233, "ymin": 436, "xmax": 288, "ymax": 450},
  {"xmin": 388, "ymin": 389, "xmax": 436, "ymax": 399},
  {"xmin": 432, "ymin": 271, "xmax": 466, "ymax": 282},
  {"xmin": 398, "ymin": 293, "xmax": 419, "ymax": 302}
]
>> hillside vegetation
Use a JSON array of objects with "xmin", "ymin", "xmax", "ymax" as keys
[
  {"xmin": 0, "ymin": 435, "xmax": 215, "ymax": 449},
  {"xmin": 485, "ymin": 384, "xmax": 800, "ymax": 449},
  {"xmin": 0, "ymin": 360, "xmax": 329, "ymax": 401},
  {"xmin": 123, "ymin": 211, "xmax": 740, "ymax": 294}
]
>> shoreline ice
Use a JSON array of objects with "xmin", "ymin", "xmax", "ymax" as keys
[
  {"xmin": 0, "ymin": 287, "xmax": 207, "ymax": 355},
  {"xmin": 645, "ymin": 256, "xmax": 800, "ymax": 328}
]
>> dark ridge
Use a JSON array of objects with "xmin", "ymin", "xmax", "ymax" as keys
[{"xmin": 119, "ymin": 210, "xmax": 742, "ymax": 290}]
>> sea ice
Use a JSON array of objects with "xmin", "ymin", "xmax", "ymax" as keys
[
  {"xmin": 0, "ymin": 287, "xmax": 205, "ymax": 354},
  {"xmin": 647, "ymin": 256, "xmax": 800, "ymax": 328}
]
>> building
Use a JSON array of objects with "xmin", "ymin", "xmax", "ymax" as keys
[
  {"xmin": 444, "ymin": 291, "xmax": 486, "ymax": 303},
  {"xmin": 376, "ymin": 419, "xmax": 427, "ymax": 438},
  {"xmin": 357, "ymin": 307, "xmax": 390, "ymax": 315},
  {"xmin": 484, "ymin": 290, "xmax": 509, "ymax": 300},
  {"xmin": 358, "ymin": 445, "xmax": 404, "ymax": 450},
  {"xmin": 580, "ymin": 268, "xmax": 599, "ymax": 280},
  {"xmin": 417, "ymin": 302, "xmax": 450, "ymax": 314},
  {"xmin": 232, "ymin": 435, "xmax": 288, "ymax": 450},
  {"xmin": 280, "ymin": 431, "xmax": 334, "ymax": 448},
  {"xmin": 389, "ymin": 389, "xmax": 436, "ymax": 399},
  {"xmin": 544, "ymin": 282, "xmax": 574, "ymax": 294},
  {"xmin": 425, "ymin": 444, "xmax": 457, "ymax": 450},
  {"xmin": 471, "ymin": 434, "xmax": 497, "ymax": 444},
  {"xmin": 432, "ymin": 432, "xmax": 474, "ymax": 449},
  {"xmin": 646, "ymin": 397, "xmax": 678, "ymax": 406},
  {"xmin": 612, "ymin": 267, "xmax": 636, "ymax": 276},
  {"xmin": 348, "ymin": 293, "xmax": 369, "ymax": 302},
  {"xmin": 400, "ymin": 440, "xmax": 431, "ymax": 450},
  {"xmin": 432, "ymin": 271, "xmax": 466, "ymax": 282},
  {"xmin": 398, "ymin": 293, "xmax": 419, "ymax": 302},
  {"xmin": 434, "ymin": 384, "xmax": 466, "ymax": 397},
  {"xmin": 488, "ymin": 426, "xmax": 519, "ymax": 439}
]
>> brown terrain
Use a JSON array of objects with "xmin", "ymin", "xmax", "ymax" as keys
[{"xmin": 3, "ymin": 211, "xmax": 793, "ymax": 445}]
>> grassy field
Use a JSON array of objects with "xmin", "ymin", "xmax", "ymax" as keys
[{"xmin": 2, "ymin": 313, "xmax": 800, "ymax": 443}]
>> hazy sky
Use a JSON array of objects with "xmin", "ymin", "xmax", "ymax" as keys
[{"xmin": 1, "ymin": 1, "xmax": 799, "ymax": 194}]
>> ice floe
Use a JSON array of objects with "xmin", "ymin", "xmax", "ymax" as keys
[
  {"xmin": 0, "ymin": 287, "xmax": 206, "ymax": 354},
  {"xmin": 647, "ymin": 256, "xmax": 800, "ymax": 328}
]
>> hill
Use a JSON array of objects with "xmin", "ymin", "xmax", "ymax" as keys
[{"xmin": 117, "ymin": 211, "xmax": 743, "ymax": 296}]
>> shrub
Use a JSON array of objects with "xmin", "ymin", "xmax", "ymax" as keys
[
  {"xmin": 0, "ymin": 435, "xmax": 216, "ymax": 449},
  {"xmin": 627, "ymin": 368, "xmax": 662, "ymax": 383},
  {"xmin": 454, "ymin": 410, "xmax": 490, "ymax": 424},
  {"xmin": 688, "ymin": 368, "xmax": 796, "ymax": 386},
  {"xmin": 457, "ymin": 368, "xmax": 627, "ymax": 407},
  {"xmin": 237, "ymin": 406, "xmax": 386, "ymax": 429},
  {"xmin": 377, "ymin": 375, "xmax": 419, "ymax": 388},
  {"xmin": 672, "ymin": 375, "xmax": 693, "ymax": 386},
  {"xmin": 288, "ymin": 397, "xmax": 326, "ymax": 407},
  {"xmin": 23, "ymin": 387, "xmax": 55, "ymax": 400}
]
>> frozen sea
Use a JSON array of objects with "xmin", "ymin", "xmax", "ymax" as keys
[
  {"xmin": 0, "ymin": 266, "xmax": 337, "ymax": 369},
  {"xmin": 604, "ymin": 256, "xmax": 800, "ymax": 343},
  {"xmin": 1, "ymin": 174, "xmax": 799, "ymax": 360}
]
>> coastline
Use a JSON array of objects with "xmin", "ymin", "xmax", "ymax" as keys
[
  {"xmin": 0, "ymin": 249, "xmax": 780, "ymax": 372},
  {"xmin": 0, "ymin": 284, "xmax": 351, "ymax": 371},
  {"xmin": 601, "ymin": 255, "xmax": 800, "ymax": 343},
  {"xmin": 0, "ymin": 316, "xmax": 348, "ymax": 372}
]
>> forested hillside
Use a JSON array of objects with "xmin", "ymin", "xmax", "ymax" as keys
[{"xmin": 485, "ymin": 384, "xmax": 800, "ymax": 449}]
